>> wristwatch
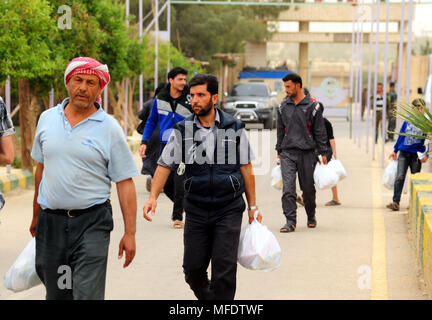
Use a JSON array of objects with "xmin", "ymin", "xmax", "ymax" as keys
[{"xmin": 248, "ymin": 206, "xmax": 258, "ymax": 211}]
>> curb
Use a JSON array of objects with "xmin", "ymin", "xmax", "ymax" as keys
[{"xmin": 409, "ymin": 172, "xmax": 432, "ymax": 296}]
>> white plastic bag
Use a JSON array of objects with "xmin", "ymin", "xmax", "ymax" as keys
[
  {"xmin": 238, "ymin": 213, "xmax": 281, "ymax": 271},
  {"xmin": 271, "ymin": 165, "xmax": 283, "ymax": 190},
  {"xmin": 327, "ymin": 159, "xmax": 347, "ymax": 181},
  {"xmin": 382, "ymin": 160, "xmax": 398, "ymax": 190},
  {"xmin": 314, "ymin": 162, "xmax": 339, "ymax": 190},
  {"xmin": 4, "ymin": 238, "xmax": 42, "ymax": 292}
]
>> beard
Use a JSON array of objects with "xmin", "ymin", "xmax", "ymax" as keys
[{"xmin": 194, "ymin": 100, "xmax": 213, "ymax": 116}]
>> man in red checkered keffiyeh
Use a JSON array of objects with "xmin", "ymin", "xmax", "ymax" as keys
[{"xmin": 64, "ymin": 57, "xmax": 110, "ymax": 106}]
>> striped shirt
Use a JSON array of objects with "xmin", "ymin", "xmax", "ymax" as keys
[{"xmin": 0, "ymin": 97, "xmax": 16, "ymax": 210}]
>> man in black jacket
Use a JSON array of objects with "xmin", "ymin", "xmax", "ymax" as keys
[
  {"xmin": 276, "ymin": 73, "xmax": 328, "ymax": 233},
  {"xmin": 143, "ymin": 73, "xmax": 262, "ymax": 300}
]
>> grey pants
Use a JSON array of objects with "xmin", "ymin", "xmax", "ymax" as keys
[
  {"xmin": 280, "ymin": 149, "xmax": 317, "ymax": 226},
  {"xmin": 35, "ymin": 203, "xmax": 113, "ymax": 300}
]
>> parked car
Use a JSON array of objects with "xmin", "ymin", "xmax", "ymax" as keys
[{"xmin": 222, "ymin": 82, "xmax": 279, "ymax": 129}]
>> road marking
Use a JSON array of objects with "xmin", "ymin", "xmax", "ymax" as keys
[{"xmin": 371, "ymin": 160, "xmax": 388, "ymax": 300}]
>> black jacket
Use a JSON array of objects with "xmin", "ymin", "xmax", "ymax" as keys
[
  {"xmin": 276, "ymin": 96, "xmax": 328, "ymax": 155},
  {"xmin": 175, "ymin": 108, "xmax": 245, "ymax": 207}
]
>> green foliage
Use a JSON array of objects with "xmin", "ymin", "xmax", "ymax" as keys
[
  {"xmin": 0, "ymin": 0, "xmax": 55, "ymax": 83},
  {"xmin": 171, "ymin": 4, "xmax": 279, "ymax": 61},
  {"xmin": 393, "ymin": 102, "xmax": 432, "ymax": 140}
]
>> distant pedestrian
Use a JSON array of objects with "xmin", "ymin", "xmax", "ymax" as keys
[
  {"xmin": 143, "ymin": 74, "xmax": 261, "ymax": 300},
  {"xmin": 386, "ymin": 98, "xmax": 428, "ymax": 211},
  {"xmin": 139, "ymin": 67, "xmax": 192, "ymax": 229},
  {"xmin": 361, "ymin": 88, "xmax": 367, "ymax": 121},
  {"xmin": 0, "ymin": 96, "xmax": 15, "ymax": 212},
  {"xmin": 138, "ymin": 83, "xmax": 166, "ymax": 192},
  {"xmin": 29, "ymin": 57, "xmax": 139, "ymax": 300},
  {"xmin": 323, "ymin": 117, "xmax": 341, "ymax": 206},
  {"xmin": 276, "ymin": 73, "xmax": 328, "ymax": 233},
  {"xmin": 372, "ymin": 82, "xmax": 384, "ymax": 143},
  {"xmin": 386, "ymin": 82, "xmax": 398, "ymax": 142}
]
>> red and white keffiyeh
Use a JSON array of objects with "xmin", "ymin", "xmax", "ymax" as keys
[{"xmin": 64, "ymin": 57, "xmax": 110, "ymax": 91}]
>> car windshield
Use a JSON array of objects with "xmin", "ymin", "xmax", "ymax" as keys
[{"xmin": 229, "ymin": 84, "xmax": 269, "ymax": 97}]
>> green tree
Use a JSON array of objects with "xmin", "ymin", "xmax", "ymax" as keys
[
  {"xmin": 0, "ymin": 0, "xmax": 56, "ymax": 169},
  {"xmin": 171, "ymin": 4, "xmax": 280, "ymax": 62}
]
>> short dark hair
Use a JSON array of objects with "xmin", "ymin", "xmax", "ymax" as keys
[
  {"xmin": 377, "ymin": 82, "xmax": 383, "ymax": 86},
  {"xmin": 412, "ymin": 98, "xmax": 425, "ymax": 107},
  {"xmin": 282, "ymin": 73, "xmax": 302, "ymax": 88},
  {"xmin": 189, "ymin": 74, "xmax": 218, "ymax": 95},
  {"xmin": 390, "ymin": 82, "xmax": 395, "ymax": 88},
  {"xmin": 167, "ymin": 67, "xmax": 188, "ymax": 80}
]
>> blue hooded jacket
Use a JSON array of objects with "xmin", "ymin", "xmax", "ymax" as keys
[{"xmin": 393, "ymin": 120, "xmax": 427, "ymax": 154}]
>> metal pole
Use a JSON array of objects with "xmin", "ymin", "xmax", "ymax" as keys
[
  {"xmin": 405, "ymin": 0, "xmax": 414, "ymax": 106},
  {"xmin": 354, "ymin": 8, "xmax": 360, "ymax": 145},
  {"xmin": 358, "ymin": 2, "xmax": 365, "ymax": 148},
  {"xmin": 155, "ymin": 0, "xmax": 159, "ymax": 91},
  {"xmin": 5, "ymin": 74, "xmax": 11, "ymax": 174},
  {"xmin": 396, "ymin": 0, "xmax": 405, "ymax": 131},
  {"xmin": 49, "ymin": 86, "xmax": 54, "ymax": 108},
  {"xmin": 381, "ymin": 0, "xmax": 390, "ymax": 168},
  {"xmin": 125, "ymin": 0, "xmax": 129, "ymax": 136},
  {"xmin": 5, "ymin": 75, "xmax": 10, "ymax": 114},
  {"xmin": 372, "ymin": 0, "xmax": 381, "ymax": 161},
  {"xmin": 167, "ymin": 0, "xmax": 171, "ymax": 74},
  {"xmin": 139, "ymin": 0, "xmax": 144, "ymax": 111},
  {"xmin": 365, "ymin": 2, "xmax": 375, "ymax": 154},
  {"xmin": 104, "ymin": 87, "xmax": 108, "ymax": 113},
  {"xmin": 349, "ymin": 7, "xmax": 356, "ymax": 140}
]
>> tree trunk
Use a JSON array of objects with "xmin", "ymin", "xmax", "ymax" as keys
[
  {"xmin": 18, "ymin": 79, "xmax": 33, "ymax": 170},
  {"xmin": 108, "ymin": 78, "xmax": 138, "ymax": 136}
]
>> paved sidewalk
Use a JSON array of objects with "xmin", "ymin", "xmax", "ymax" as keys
[{"xmin": 0, "ymin": 118, "xmax": 428, "ymax": 300}]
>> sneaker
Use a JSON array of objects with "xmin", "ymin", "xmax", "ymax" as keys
[{"xmin": 392, "ymin": 203, "xmax": 400, "ymax": 211}]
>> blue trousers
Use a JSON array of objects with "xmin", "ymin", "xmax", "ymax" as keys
[{"xmin": 393, "ymin": 151, "xmax": 421, "ymax": 205}]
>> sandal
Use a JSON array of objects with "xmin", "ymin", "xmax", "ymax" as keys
[
  {"xmin": 325, "ymin": 200, "xmax": 341, "ymax": 206},
  {"xmin": 173, "ymin": 220, "xmax": 184, "ymax": 229},
  {"xmin": 280, "ymin": 224, "xmax": 296, "ymax": 233},
  {"xmin": 296, "ymin": 195, "xmax": 304, "ymax": 207},
  {"xmin": 307, "ymin": 217, "xmax": 317, "ymax": 228}
]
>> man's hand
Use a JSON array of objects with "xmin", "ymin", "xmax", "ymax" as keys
[
  {"xmin": 248, "ymin": 209, "xmax": 262, "ymax": 224},
  {"xmin": 276, "ymin": 155, "xmax": 281, "ymax": 165},
  {"xmin": 139, "ymin": 144, "xmax": 147, "ymax": 158},
  {"xmin": 29, "ymin": 217, "xmax": 37, "ymax": 237},
  {"xmin": 389, "ymin": 152, "xmax": 397, "ymax": 160},
  {"xmin": 421, "ymin": 156, "xmax": 428, "ymax": 163},
  {"xmin": 118, "ymin": 234, "xmax": 136, "ymax": 268},
  {"xmin": 143, "ymin": 198, "xmax": 157, "ymax": 221},
  {"xmin": 319, "ymin": 155, "xmax": 328, "ymax": 165}
]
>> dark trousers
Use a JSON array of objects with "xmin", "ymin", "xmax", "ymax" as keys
[
  {"xmin": 35, "ymin": 203, "xmax": 113, "ymax": 300},
  {"xmin": 182, "ymin": 197, "xmax": 245, "ymax": 300},
  {"xmin": 164, "ymin": 170, "xmax": 185, "ymax": 221},
  {"xmin": 387, "ymin": 115, "xmax": 396, "ymax": 140},
  {"xmin": 160, "ymin": 143, "xmax": 185, "ymax": 221},
  {"xmin": 393, "ymin": 151, "xmax": 421, "ymax": 205},
  {"xmin": 280, "ymin": 149, "xmax": 317, "ymax": 226}
]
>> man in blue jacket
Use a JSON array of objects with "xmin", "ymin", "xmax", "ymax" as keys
[
  {"xmin": 387, "ymin": 98, "xmax": 428, "ymax": 211},
  {"xmin": 139, "ymin": 67, "xmax": 192, "ymax": 228}
]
